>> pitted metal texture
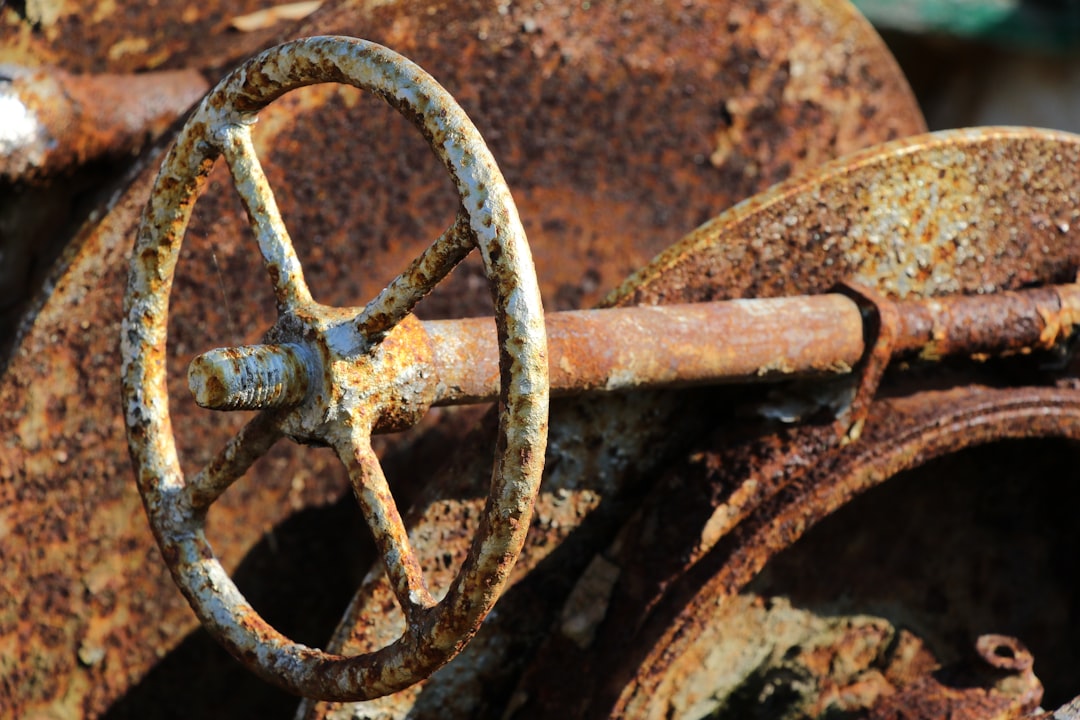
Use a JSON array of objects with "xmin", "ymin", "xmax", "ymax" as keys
[
  {"xmin": 0, "ymin": 1, "xmax": 932, "ymax": 715},
  {"xmin": 121, "ymin": 36, "xmax": 549, "ymax": 702},
  {"xmin": 0, "ymin": 1, "xmax": 928, "ymax": 714}
]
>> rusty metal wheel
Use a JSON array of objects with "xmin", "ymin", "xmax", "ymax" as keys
[{"xmin": 121, "ymin": 36, "xmax": 548, "ymax": 701}]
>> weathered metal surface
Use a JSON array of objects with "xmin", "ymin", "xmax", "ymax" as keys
[
  {"xmin": 582, "ymin": 133, "xmax": 1080, "ymax": 718},
  {"xmin": 751, "ymin": 436, "xmax": 1080, "ymax": 712},
  {"xmin": 189, "ymin": 343, "xmax": 314, "ymax": 411},
  {"xmin": 202, "ymin": 296, "xmax": 864, "ymax": 411},
  {"xmin": 528, "ymin": 384, "xmax": 1080, "ymax": 718},
  {"xmin": 0, "ymin": 0, "xmax": 329, "ymax": 357},
  {"xmin": 204, "ymin": 278, "xmax": 1080, "ymax": 413},
  {"xmin": 2, "ymin": 0, "xmax": 928, "ymax": 716},
  {"xmin": 0, "ymin": 0, "xmax": 294, "ymax": 74},
  {"xmin": 863, "ymin": 634, "xmax": 1042, "ymax": 720},
  {"xmin": 1, "ymin": 0, "xmax": 924, "ymax": 715},
  {"xmin": 473, "ymin": 129, "xmax": 1080, "ymax": 720},
  {"xmin": 1037, "ymin": 695, "xmax": 1080, "ymax": 720},
  {"xmin": 529, "ymin": 589, "xmax": 1044, "ymax": 720},
  {"xmin": 123, "ymin": 36, "xmax": 549, "ymax": 701},
  {"xmin": 284, "ymin": 0, "xmax": 927, "ymax": 318},
  {"xmin": 0, "ymin": 65, "xmax": 208, "ymax": 357},
  {"xmin": 230, "ymin": 2, "xmax": 324, "ymax": 33},
  {"xmin": 895, "ymin": 283, "xmax": 1080, "ymax": 360},
  {"xmin": 610, "ymin": 126, "xmax": 1080, "ymax": 307},
  {"xmin": 0, "ymin": 65, "xmax": 208, "ymax": 183},
  {"xmin": 744, "ymin": 433, "xmax": 1080, "ymax": 715},
  {"xmin": 431, "ymin": 297, "xmax": 863, "ymax": 403},
  {"xmin": 504, "ymin": 153, "xmax": 1080, "ymax": 711},
  {"xmin": 303, "ymin": 127, "xmax": 1080, "ymax": 719},
  {"xmin": 830, "ymin": 281, "xmax": 899, "ymax": 443}
]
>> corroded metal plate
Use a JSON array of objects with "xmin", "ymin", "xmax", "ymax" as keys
[{"xmin": 0, "ymin": 0, "xmax": 923, "ymax": 716}]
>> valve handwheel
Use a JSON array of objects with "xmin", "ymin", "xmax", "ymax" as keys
[{"xmin": 121, "ymin": 36, "xmax": 549, "ymax": 701}]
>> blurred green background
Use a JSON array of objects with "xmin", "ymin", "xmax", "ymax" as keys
[
  {"xmin": 854, "ymin": 0, "xmax": 1080, "ymax": 51},
  {"xmin": 853, "ymin": 0, "xmax": 1080, "ymax": 132}
]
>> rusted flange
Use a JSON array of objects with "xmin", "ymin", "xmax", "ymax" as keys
[
  {"xmin": 121, "ymin": 36, "xmax": 548, "ymax": 701},
  {"xmin": 602, "ymin": 385, "xmax": 1080, "ymax": 719},
  {"xmin": 831, "ymin": 282, "xmax": 900, "ymax": 444}
]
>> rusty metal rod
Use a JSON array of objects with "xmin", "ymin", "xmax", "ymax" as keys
[
  {"xmin": 429, "ymin": 281, "xmax": 1080, "ymax": 405},
  {"xmin": 1, "ymin": 66, "xmax": 209, "ymax": 183},
  {"xmin": 893, "ymin": 283, "xmax": 1080, "ymax": 359},
  {"xmin": 426, "ymin": 295, "xmax": 865, "ymax": 405},
  {"xmin": 189, "ymin": 281, "xmax": 1080, "ymax": 412}
]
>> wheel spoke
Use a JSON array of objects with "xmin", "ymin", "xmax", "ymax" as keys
[
  {"xmin": 338, "ymin": 431, "xmax": 436, "ymax": 619},
  {"xmin": 217, "ymin": 123, "xmax": 313, "ymax": 312},
  {"xmin": 354, "ymin": 212, "xmax": 474, "ymax": 343},
  {"xmin": 184, "ymin": 412, "xmax": 283, "ymax": 511},
  {"xmin": 128, "ymin": 37, "xmax": 551, "ymax": 700}
]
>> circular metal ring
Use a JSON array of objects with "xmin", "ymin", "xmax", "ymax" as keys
[{"xmin": 121, "ymin": 36, "xmax": 549, "ymax": 701}]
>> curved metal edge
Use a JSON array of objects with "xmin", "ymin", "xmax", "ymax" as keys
[
  {"xmin": 609, "ymin": 386, "xmax": 1080, "ymax": 716},
  {"xmin": 606, "ymin": 126, "xmax": 1080, "ymax": 307}
]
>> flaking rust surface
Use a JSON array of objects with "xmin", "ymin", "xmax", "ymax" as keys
[
  {"xmin": 0, "ymin": 0, "xmax": 922, "ymax": 716},
  {"xmin": 745, "ymin": 438, "xmax": 1080, "ymax": 714},
  {"xmin": 123, "ymin": 36, "xmax": 551, "ymax": 701},
  {"xmin": 283, "ymin": 0, "xmax": 924, "ymax": 317},
  {"xmin": 599, "ymin": 387, "xmax": 1078, "ymax": 719},
  {"xmin": 611, "ymin": 127, "xmax": 1080, "ymax": 306},
  {"xmin": 0, "ymin": 0, "xmax": 288, "ymax": 74},
  {"xmin": 499, "ymin": 128, "xmax": 1080, "ymax": 719},
  {"xmin": 300, "ymin": 1, "xmax": 928, "ymax": 715}
]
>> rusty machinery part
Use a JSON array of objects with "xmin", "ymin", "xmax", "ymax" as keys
[
  {"xmin": 0, "ymin": 64, "xmax": 209, "ymax": 184},
  {"xmin": 608, "ymin": 126, "xmax": 1080, "ymax": 307},
  {"xmin": 499, "ymin": 129, "xmax": 1080, "ymax": 720},
  {"xmin": 121, "ymin": 36, "xmax": 549, "ymax": 701},
  {"xmin": 605, "ymin": 384, "xmax": 1080, "ymax": 719},
  {"xmin": 387, "ymin": 127, "xmax": 1080, "ymax": 720},
  {"xmin": 0, "ymin": 2, "xmax": 929, "ymax": 715},
  {"xmin": 193, "ymin": 281, "xmax": 1080, "ymax": 412}
]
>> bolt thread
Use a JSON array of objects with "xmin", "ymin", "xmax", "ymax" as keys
[{"xmin": 188, "ymin": 343, "xmax": 311, "ymax": 411}]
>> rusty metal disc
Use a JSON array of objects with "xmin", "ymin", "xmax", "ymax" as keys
[
  {"xmin": 609, "ymin": 126, "xmax": 1080, "ymax": 306},
  {"xmin": 1, "ymin": 0, "xmax": 926, "ymax": 715}
]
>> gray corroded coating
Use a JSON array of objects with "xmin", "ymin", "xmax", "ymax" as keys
[
  {"xmin": 121, "ymin": 36, "xmax": 549, "ymax": 701},
  {"xmin": 188, "ymin": 343, "xmax": 313, "ymax": 410}
]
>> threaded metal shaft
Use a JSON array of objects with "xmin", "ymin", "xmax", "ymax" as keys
[{"xmin": 188, "ymin": 343, "xmax": 312, "ymax": 410}]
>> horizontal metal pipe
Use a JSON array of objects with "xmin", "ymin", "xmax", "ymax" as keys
[
  {"xmin": 2, "ymin": 66, "xmax": 208, "ymax": 183},
  {"xmin": 425, "ymin": 295, "xmax": 867, "ymax": 405},
  {"xmin": 894, "ymin": 284, "xmax": 1080, "ymax": 359},
  {"xmin": 427, "ymin": 281, "xmax": 1080, "ymax": 406},
  {"xmin": 188, "ymin": 282, "xmax": 1080, "ymax": 412}
]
